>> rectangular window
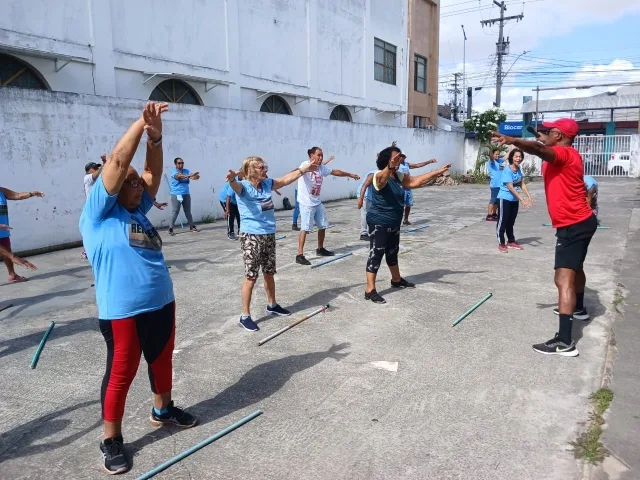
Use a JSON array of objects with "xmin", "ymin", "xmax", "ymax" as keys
[
  {"xmin": 414, "ymin": 55, "xmax": 427, "ymax": 93},
  {"xmin": 374, "ymin": 38, "xmax": 397, "ymax": 85},
  {"xmin": 413, "ymin": 116, "xmax": 426, "ymax": 128}
]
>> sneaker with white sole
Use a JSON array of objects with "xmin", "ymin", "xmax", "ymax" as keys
[
  {"xmin": 532, "ymin": 334, "xmax": 579, "ymax": 357},
  {"xmin": 100, "ymin": 436, "xmax": 129, "ymax": 475},
  {"xmin": 150, "ymin": 401, "xmax": 197, "ymax": 428},
  {"xmin": 553, "ymin": 307, "xmax": 590, "ymax": 321},
  {"xmin": 239, "ymin": 316, "xmax": 259, "ymax": 331},
  {"xmin": 266, "ymin": 304, "xmax": 291, "ymax": 316}
]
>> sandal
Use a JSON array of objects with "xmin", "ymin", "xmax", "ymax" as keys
[{"xmin": 9, "ymin": 275, "xmax": 28, "ymax": 283}]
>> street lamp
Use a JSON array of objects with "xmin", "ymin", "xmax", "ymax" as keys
[{"xmin": 461, "ymin": 25, "xmax": 467, "ymax": 117}]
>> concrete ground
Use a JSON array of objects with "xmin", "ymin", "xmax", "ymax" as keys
[{"xmin": 0, "ymin": 178, "xmax": 637, "ymax": 480}]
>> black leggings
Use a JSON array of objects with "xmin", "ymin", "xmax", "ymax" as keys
[
  {"xmin": 366, "ymin": 224, "xmax": 400, "ymax": 274},
  {"xmin": 220, "ymin": 201, "xmax": 240, "ymax": 234},
  {"xmin": 497, "ymin": 199, "xmax": 519, "ymax": 245}
]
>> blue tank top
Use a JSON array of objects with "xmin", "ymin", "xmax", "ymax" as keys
[{"xmin": 366, "ymin": 171, "xmax": 405, "ymax": 227}]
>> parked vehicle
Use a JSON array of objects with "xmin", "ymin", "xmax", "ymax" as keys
[{"xmin": 608, "ymin": 153, "xmax": 630, "ymax": 176}]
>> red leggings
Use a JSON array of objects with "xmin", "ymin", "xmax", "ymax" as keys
[{"xmin": 99, "ymin": 302, "xmax": 175, "ymax": 422}]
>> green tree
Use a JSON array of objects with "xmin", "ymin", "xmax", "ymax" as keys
[{"xmin": 464, "ymin": 108, "xmax": 508, "ymax": 174}]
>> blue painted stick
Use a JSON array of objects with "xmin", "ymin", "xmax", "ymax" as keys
[
  {"xmin": 452, "ymin": 293, "xmax": 492, "ymax": 327},
  {"xmin": 404, "ymin": 224, "xmax": 429, "ymax": 233},
  {"xmin": 310, "ymin": 252, "xmax": 353, "ymax": 269},
  {"xmin": 30, "ymin": 321, "xmax": 55, "ymax": 369},
  {"xmin": 275, "ymin": 235, "xmax": 287, "ymax": 240},
  {"xmin": 597, "ymin": 226, "xmax": 609, "ymax": 229},
  {"xmin": 136, "ymin": 410, "xmax": 263, "ymax": 480},
  {"xmin": 542, "ymin": 223, "xmax": 552, "ymax": 227}
]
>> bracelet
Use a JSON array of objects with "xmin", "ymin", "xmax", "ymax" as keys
[
  {"xmin": 150, "ymin": 135, "xmax": 163, "ymax": 147},
  {"xmin": 27, "ymin": 192, "xmax": 33, "ymax": 198}
]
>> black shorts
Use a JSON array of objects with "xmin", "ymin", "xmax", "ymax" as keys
[{"xmin": 554, "ymin": 215, "xmax": 597, "ymax": 271}]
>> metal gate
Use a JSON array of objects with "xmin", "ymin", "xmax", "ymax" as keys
[{"xmin": 574, "ymin": 135, "xmax": 632, "ymax": 177}]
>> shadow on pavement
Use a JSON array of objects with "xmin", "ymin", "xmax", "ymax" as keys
[
  {"xmin": 0, "ymin": 288, "xmax": 89, "ymax": 320},
  {"xmin": 378, "ymin": 269, "xmax": 488, "ymax": 295},
  {"xmin": 517, "ymin": 236, "xmax": 543, "ymax": 247},
  {"xmin": 0, "ymin": 400, "xmax": 101, "ymax": 464},
  {"xmin": 0, "ymin": 317, "xmax": 97, "ymax": 360},
  {"xmin": 127, "ymin": 343, "xmax": 351, "ymax": 457}
]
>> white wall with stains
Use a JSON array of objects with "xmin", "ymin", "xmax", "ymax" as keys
[
  {"xmin": 0, "ymin": 88, "xmax": 464, "ymax": 252},
  {"xmin": 1, "ymin": 0, "xmax": 412, "ymax": 126}
]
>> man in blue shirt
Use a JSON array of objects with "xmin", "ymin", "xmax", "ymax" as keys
[
  {"xmin": 584, "ymin": 175, "xmax": 598, "ymax": 220},
  {"xmin": 168, "ymin": 158, "xmax": 200, "ymax": 235},
  {"xmin": 80, "ymin": 102, "xmax": 196, "ymax": 475},
  {"xmin": 487, "ymin": 148, "xmax": 504, "ymax": 221},
  {"xmin": 0, "ymin": 186, "xmax": 45, "ymax": 282},
  {"xmin": 219, "ymin": 173, "xmax": 243, "ymax": 240}
]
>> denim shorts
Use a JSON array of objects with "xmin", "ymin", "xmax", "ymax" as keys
[{"xmin": 489, "ymin": 187, "xmax": 500, "ymax": 205}]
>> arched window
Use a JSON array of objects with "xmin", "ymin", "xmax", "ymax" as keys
[
  {"xmin": 0, "ymin": 54, "xmax": 48, "ymax": 90},
  {"xmin": 330, "ymin": 105, "xmax": 351, "ymax": 122},
  {"xmin": 260, "ymin": 95, "xmax": 292, "ymax": 115},
  {"xmin": 149, "ymin": 79, "xmax": 202, "ymax": 105}
]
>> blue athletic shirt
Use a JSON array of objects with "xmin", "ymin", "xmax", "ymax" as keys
[
  {"xmin": 398, "ymin": 163, "xmax": 411, "ymax": 191},
  {"xmin": 488, "ymin": 158, "xmax": 504, "ymax": 189},
  {"xmin": 497, "ymin": 166, "xmax": 523, "ymax": 202},
  {"xmin": 0, "ymin": 190, "xmax": 9, "ymax": 239},
  {"xmin": 584, "ymin": 175, "xmax": 597, "ymax": 191},
  {"xmin": 218, "ymin": 181, "xmax": 238, "ymax": 205},
  {"xmin": 170, "ymin": 168, "xmax": 191, "ymax": 195},
  {"xmin": 79, "ymin": 176, "xmax": 174, "ymax": 320},
  {"xmin": 356, "ymin": 170, "xmax": 378, "ymax": 201},
  {"xmin": 235, "ymin": 178, "xmax": 276, "ymax": 235}
]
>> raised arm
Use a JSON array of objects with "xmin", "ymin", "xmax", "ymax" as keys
[
  {"xmin": 375, "ymin": 151, "xmax": 402, "ymax": 190},
  {"xmin": 102, "ymin": 113, "xmax": 147, "ymax": 195},
  {"xmin": 0, "ymin": 187, "xmax": 45, "ymax": 200},
  {"xmin": 140, "ymin": 102, "xmax": 168, "ymax": 199},
  {"xmin": 322, "ymin": 155, "xmax": 335, "ymax": 166},
  {"xmin": 330, "ymin": 169, "xmax": 360, "ymax": 180},
  {"xmin": 491, "ymin": 132, "xmax": 557, "ymax": 163},
  {"xmin": 272, "ymin": 163, "xmax": 317, "ymax": 190},
  {"xmin": 408, "ymin": 159, "xmax": 437, "ymax": 169},
  {"xmin": 226, "ymin": 170, "xmax": 244, "ymax": 195},
  {"xmin": 402, "ymin": 164, "xmax": 452, "ymax": 189},
  {"xmin": 358, "ymin": 173, "xmax": 374, "ymax": 209}
]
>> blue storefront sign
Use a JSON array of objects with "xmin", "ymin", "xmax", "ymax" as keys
[{"xmin": 498, "ymin": 121, "xmax": 542, "ymax": 136}]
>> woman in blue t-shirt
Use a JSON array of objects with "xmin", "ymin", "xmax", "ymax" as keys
[
  {"xmin": 226, "ymin": 156, "xmax": 317, "ymax": 332},
  {"xmin": 496, "ymin": 148, "xmax": 534, "ymax": 253},
  {"xmin": 364, "ymin": 146, "xmax": 451, "ymax": 304},
  {"xmin": 168, "ymin": 157, "xmax": 200, "ymax": 235},
  {"xmin": 79, "ymin": 103, "xmax": 196, "ymax": 475}
]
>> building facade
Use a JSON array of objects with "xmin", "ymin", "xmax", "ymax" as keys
[
  {"xmin": 0, "ymin": 0, "xmax": 429, "ymax": 127},
  {"xmin": 406, "ymin": 0, "xmax": 440, "ymax": 128}
]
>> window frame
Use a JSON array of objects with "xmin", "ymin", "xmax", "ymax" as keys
[
  {"xmin": 330, "ymin": 105, "xmax": 352, "ymax": 122},
  {"xmin": 414, "ymin": 54, "xmax": 427, "ymax": 93},
  {"xmin": 149, "ymin": 78, "xmax": 202, "ymax": 105},
  {"xmin": 374, "ymin": 38, "xmax": 397, "ymax": 85},
  {"xmin": 260, "ymin": 95, "xmax": 292, "ymax": 115},
  {"xmin": 0, "ymin": 53, "xmax": 49, "ymax": 90}
]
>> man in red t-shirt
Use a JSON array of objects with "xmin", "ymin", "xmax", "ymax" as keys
[{"xmin": 492, "ymin": 119, "xmax": 597, "ymax": 357}]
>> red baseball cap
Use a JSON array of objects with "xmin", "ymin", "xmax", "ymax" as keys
[{"xmin": 542, "ymin": 118, "xmax": 579, "ymax": 138}]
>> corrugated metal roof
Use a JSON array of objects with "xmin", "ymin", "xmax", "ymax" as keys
[{"xmin": 520, "ymin": 94, "xmax": 640, "ymax": 113}]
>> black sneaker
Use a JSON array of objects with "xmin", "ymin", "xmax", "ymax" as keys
[
  {"xmin": 365, "ymin": 289, "xmax": 386, "ymax": 304},
  {"xmin": 532, "ymin": 334, "xmax": 579, "ymax": 357},
  {"xmin": 190, "ymin": 226, "xmax": 199, "ymax": 232},
  {"xmin": 296, "ymin": 254, "xmax": 311, "ymax": 265},
  {"xmin": 239, "ymin": 316, "xmax": 259, "ymax": 331},
  {"xmin": 553, "ymin": 307, "xmax": 590, "ymax": 321},
  {"xmin": 228, "ymin": 232, "xmax": 238, "ymax": 241},
  {"xmin": 292, "ymin": 224, "xmax": 300, "ymax": 231},
  {"xmin": 360, "ymin": 234, "xmax": 369, "ymax": 241},
  {"xmin": 100, "ymin": 436, "xmax": 129, "ymax": 475},
  {"xmin": 266, "ymin": 304, "xmax": 291, "ymax": 316},
  {"xmin": 168, "ymin": 228, "xmax": 175, "ymax": 236},
  {"xmin": 316, "ymin": 248, "xmax": 334, "ymax": 257},
  {"xmin": 391, "ymin": 278, "xmax": 415, "ymax": 289},
  {"xmin": 150, "ymin": 401, "xmax": 197, "ymax": 428}
]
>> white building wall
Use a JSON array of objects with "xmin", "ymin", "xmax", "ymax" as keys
[
  {"xmin": 0, "ymin": 88, "xmax": 464, "ymax": 252},
  {"xmin": 1, "ymin": 0, "xmax": 411, "ymax": 126}
]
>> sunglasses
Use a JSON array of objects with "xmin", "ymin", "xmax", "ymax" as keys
[
  {"xmin": 125, "ymin": 178, "xmax": 143, "ymax": 188},
  {"xmin": 176, "ymin": 162, "xmax": 184, "ymax": 165}
]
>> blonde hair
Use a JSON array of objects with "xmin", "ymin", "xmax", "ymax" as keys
[{"xmin": 241, "ymin": 156, "xmax": 266, "ymax": 179}]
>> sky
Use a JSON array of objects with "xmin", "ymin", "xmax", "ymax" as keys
[{"xmin": 438, "ymin": 0, "xmax": 640, "ymax": 119}]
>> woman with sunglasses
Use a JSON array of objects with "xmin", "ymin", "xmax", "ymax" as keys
[
  {"xmin": 80, "ymin": 103, "xmax": 196, "ymax": 475},
  {"xmin": 168, "ymin": 157, "xmax": 200, "ymax": 235},
  {"xmin": 226, "ymin": 157, "xmax": 317, "ymax": 332}
]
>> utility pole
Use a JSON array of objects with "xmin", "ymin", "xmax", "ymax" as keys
[
  {"xmin": 461, "ymin": 25, "xmax": 467, "ymax": 117},
  {"xmin": 449, "ymin": 72, "xmax": 463, "ymax": 122},
  {"xmin": 480, "ymin": 1, "xmax": 523, "ymax": 107}
]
